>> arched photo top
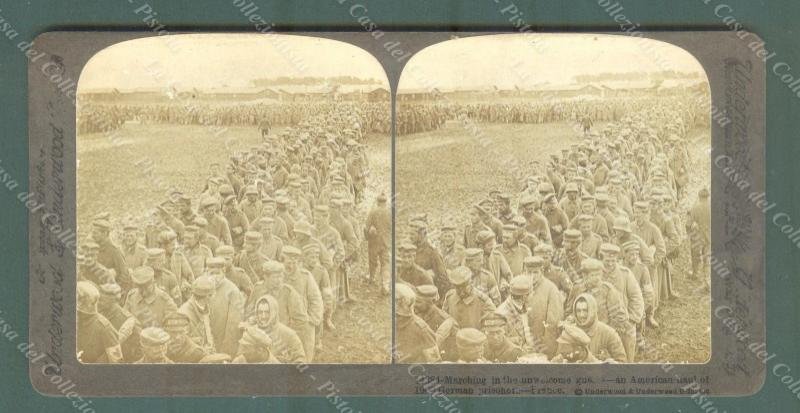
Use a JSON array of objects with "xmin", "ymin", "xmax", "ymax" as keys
[
  {"xmin": 77, "ymin": 33, "xmax": 390, "ymax": 101},
  {"xmin": 398, "ymin": 33, "xmax": 709, "ymax": 97}
]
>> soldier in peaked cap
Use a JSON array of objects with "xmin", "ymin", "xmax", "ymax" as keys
[
  {"xmin": 396, "ymin": 284, "xmax": 441, "ymax": 363},
  {"xmin": 551, "ymin": 323, "xmax": 598, "ymax": 363},
  {"xmin": 135, "ymin": 327, "xmax": 173, "ymax": 363},
  {"xmin": 475, "ymin": 229, "xmax": 513, "ymax": 301},
  {"xmin": 235, "ymin": 231, "xmax": 269, "ymax": 283},
  {"xmin": 77, "ymin": 281, "xmax": 123, "ymax": 363},
  {"xmin": 482, "ymin": 312, "xmax": 523, "ymax": 363},
  {"xmin": 163, "ymin": 312, "xmax": 209, "ymax": 363},
  {"xmin": 178, "ymin": 275, "xmax": 217, "ymax": 353},
  {"xmin": 599, "ymin": 243, "xmax": 643, "ymax": 362},
  {"xmin": 91, "ymin": 218, "xmax": 131, "ymax": 292},
  {"xmin": 495, "ymin": 275, "xmax": 534, "ymax": 352},
  {"xmin": 408, "ymin": 218, "xmax": 448, "ymax": 294},
  {"xmin": 455, "ymin": 327, "xmax": 487, "ymax": 363},
  {"xmin": 124, "ymin": 266, "xmax": 178, "ymax": 329},
  {"xmin": 282, "ymin": 245, "xmax": 323, "ymax": 361},
  {"xmin": 499, "ymin": 222, "xmax": 531, "ymax": 277},
  {"xmin": 464, "ymin": 247, "xmax": 501, "ymax": 305},
  {"xmin": 97, "ymin": 282, "xmax": 141, "ymax": 362},
  {"xmin": 442, "ymin": 266, "xmax": 496, "ymax": 330},
  {"xmin": 464, "ymin": 204, "xmax": 492, "ymax": 249},
  {"xmin": 397, "ymin": 242, "xmax": 434, "ymax": 287},
  {"xmin": 147, "ymin": 247, "xmax": 181, "ymax": 304}
]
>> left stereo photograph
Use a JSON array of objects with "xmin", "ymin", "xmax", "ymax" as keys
[{"xmin": 74, "ymin": 34, "xmax": 392, "ymax": 364}]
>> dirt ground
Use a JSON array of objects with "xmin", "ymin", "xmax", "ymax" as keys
[
  {"xmin": 397, "ymin": 121, "xmax": 711, "ymax": 363},
  {"xmin": 77, "ymin": 122, "xmax": 392, "ymax": 363}
]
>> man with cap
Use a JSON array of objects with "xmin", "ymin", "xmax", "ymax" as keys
[
  {"xmin": 365, "ymin": 193, "xmax": 391, "ymax": 293},
  {"xmin": 163, "ymin": 312, "xmax": 210, "ymax": 363},
  {"xmin": 543, "ymin": 193, "xmax": 570, "ymax": 248},
  {"xmin": 523, "ymin": 255, "xmax": 565, "ymax": 358},
  {"xmin": 499, "ymin": 223, "xmax": 531, "ymax": 276},
  {"xmin": 396, "ymin": 283, "xmax": 441, "ymax": 363},
  {"xmin": 206, "ymin": 257, "xmax": 245, "ymax": 357},
  {"xmin": 135, "ymin": 327, "xmax": 173, "ymax": 363},
  {"xmin": 512, "ymin": 215, "xmax": 539, "ymax": 256},
  {"xmin": 464, "ymin": 247, "xmax": 501, "ymax": 305},
  {"xmin": 200, "ymin": 195, "xmax": 233, "ymax": 247},
  {"xmin": 622, "ymin": 239, "xmax": 658, "ymax": 340},
  {"xmin": 559, "ymin": 182, "xmax": 582, "ymax": 221},
  {"xmin": 176, "ymin": 194, "xmax": 198, "ymax": 227},
  {"xmin": 159, "ymin": 229, "xmax": 195, "ymax": 301},
  {"xmin": 442, "ymin": 266, "xmax": 496, "ymax": 330},
  {"xmin": 551, "ymin": 322, "xmax": 599, "ymax": 363},
  {"xmin": 532, "ymin": 244, "xmax": 571, "ymax": 298},
  {"xmin": 262, "ymin": 197, "xmax": 290, "ymax": 242},
  {"xmin": 397, "ymin": 243, "xmax": 435, "ymax": 288},
  {"xmin": 408, "ymin": 219, "xmax": 448, "ymax": 290},
  {"xmin": 519, "ymin": 194, "xmax": 552, "ymax": 245},
  {"xmin": 97, "ymin": 282, "xmax": 141, "ymax": 362},
  {"xmin": 631, "ymin": 201, "xmax": 668, "ymax": 306},
  {"xmin": 189, "ymin": 215, "xmax": 217, "ymax": 253},
  {"xmin": 595, "ymin": 192, "xmax": 616, "ymax": 233},
  {"xmin": 329, "ymin": 200, "xmax": 361, "ymax": 285},
  {"xmin": 600, "ymin": 243, "xmax": 643, "ymax": 362},
  {"xmin": 313, "ymin": 205, "xmax": 349, "ymax": 303},
  {"xmin": 246, "ymin": 294, "xmax": 307, "ymax": 363},
  {"xmin": 464, "ymin": 204, "xmax": 492, "ymax": 249},
  {"xmin": 495, "ymin": 275, "xmax": 535, "ymax": 352},
  {"xmin": 301, "ymin": 243, "xmax": 335, "ymax": 333},
  {"xmin": 235, "ymin": 231, "xmax": 270, "ymax": 283},
  {"xmin": 686, "ymin": 187, "xmax": 711, "ymax": 283},
  {"xmin": 438, "ymin": 220, "xmax": 465, "ymax": 274},
  {"xmin": 178, "ymin": 275, "xmax": 217, "ymax": 352},
  {"xmin": 576, "ymin": 214, "xmax": 603, "ymax": 258},
  {"xmin": 78, "ymin": 241, "xmax": 115, "ymax": 287},
  {"xmin": 239, "ymin": 185, "xmax": 264, "ymax": 223},
  {"xmin": 121, "ymin": 222, "xmax": 148, "ymax": 270},
  {"xmin": 283, "ymin": 245, "xmax": 323, "ymax": 361},
  {"xmin": 559, "ymin": 229, "xmax": 588, "ymax": 285},
  {"xmin": 146, "ymin": 248, "xmax": 181, "ymax": 304},
  {"xmin": 232, "ymin": 324, "xmax": 280, "ymax": 364},
  {"xmin": 247, "ymin": 261, "xmax": 309, "ymax": 345},
  {"xmin": 571, "ymin": 194, "xmax": 610, "ymax": 240},
  {"xmin": 77, "ymin": 281, "xmax": 123, "ymax": 363},
  {"xmin": 476, "ymin": 230, "xmax": 513, "ymax": 300},
  {"xmin": 124, "ymin": 266, "xmax": 178, "ymax": 329},
  {"xmin": 496, "ymin": 193, "xmax": 515, "ymax": 225},
  {"xmin": 275, "ymin": 196, "xmax": 296, "ymax": 238},
  {"xmin": 222, "ymin": 193, "xmax": 250, "ymax": 250},
  {"xmin": 455, "ymin": 328, "xmax": 487, "ymax": 363},
  {"xmin": 215, "ymin": 245, "xmax": 252, "ymax": 297},
  {"xmin": 91, "ymin": 218, "xmax": 131, "ymax": 292},
  {"xmin": 569, "ymin": 294, "xmax": 627, "ymax": 363},
  {"xmin": 253, "ymin": 216, "xmax": 283, "ymax": 261},
  {"xmin": 482, "ymin": 312, "xmax": 523, "ymax": 363},
  {"xmin": 183, "ymin": 225, "xmax": 213, "ymax": 282},
  {"xmin": 414, "ymin": 284, "xmax": 451, "ymax": 334}
]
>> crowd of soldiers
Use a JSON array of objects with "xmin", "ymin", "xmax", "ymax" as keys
[
  {"xmin": 78, "ymin": 101, "xmax": 391, "ymax": 136},
  {"xmin": 396, "ymin": 96, "xmax": 711, "ymax": 363},
  {"xmin": 397, "ymin": 96, "xmax": 708, "ymax": 136},
  {"xmin": 77, "ymin": 102, "xmax": 391, "ymax": 364}
]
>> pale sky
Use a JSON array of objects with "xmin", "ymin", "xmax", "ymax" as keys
[
  {"xmin": 78, "ymin": 34, "xmax": 388, "ymax": 91},
  {"xmin": 399, "ymin": 33, "xmax": 707, "ymax": 90}
]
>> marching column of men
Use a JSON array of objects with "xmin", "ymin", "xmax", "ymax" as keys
[
  {"xmin": 396, "ymin": 96, "xmax": 710, "ymax": 363},
  {"xmin": 77, "ymin": 104, "xmax": 391, "ymax": 364}
]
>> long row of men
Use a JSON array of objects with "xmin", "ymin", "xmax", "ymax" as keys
[
  {"xmin": 77, "ymin": 102, "xmax": 392, "ymax": 364},
  {"xmin": 396, "ymin": 95, "xmax": 711, "ymax": 363},
  {"xmin": 78, "ymin": 101, "xmax": 391, "ymax": 136},
  {"xmin": 397, "ymin": 95, "xmax": 709, "ymax": 136}
]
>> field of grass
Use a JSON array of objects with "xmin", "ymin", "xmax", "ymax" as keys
[
  {"xmin": 397, "ymin": 120, "xmax": 711, "ymax": 363},
  {"xmin": 77, "ymin": 122, "xmax": 392, "ymax": 363}
]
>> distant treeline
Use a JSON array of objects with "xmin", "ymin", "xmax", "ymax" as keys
[
  {"xmin": 573, "ymin": 70, "xmax": 705, "ymax": 83},
  {"xmin": 252, "ymin": 76, "xmax": 383, "ymax": 86}
]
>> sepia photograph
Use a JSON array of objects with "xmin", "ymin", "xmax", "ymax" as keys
[
  {"xmin": 75, "ymin": 34, "xmax": 391, "ymax": 364},
  {"xmin": 395, "ymin": 34, "xmax": 712, "ymax": 364}
]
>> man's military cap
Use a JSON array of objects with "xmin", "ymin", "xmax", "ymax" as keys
[
  {"xmin": 146, "ymin": 248, "xmax": 166, "ymax": 260},
  {"xmin": 510, "ymin": 275, "xmax": 532, "ymax": 296},
  {"xmin": 302, "ymin": 243, "xmax": 320, "ymax": 254},
  {"xmin": 600, "ymin": 243, "xmax": 621, "ymax": 255},
  {"xmin": 98, "ymin": 282, "xmax": 122, "ymax": 297},
  {"xmin": 533, "ymin": 243, "xmax": 554, "ymax": 254},
  {"xmin": 132, "ymin": 267, "xmax": 155, "ymax": 285},
  {"xmin": 633, "ymin": 201, "xmax": 650, "ymax": 210},
  {"xmin": 193, "ymin": 216, "xmax": 209, "ymax": 227},
  {"xmin": 481, "ymin": 312, "xmax": 508, "ymax": 331},
  {"xmin": 576, "ymin": 214, "xmax": 594, "ymax": 223},
  {"xmin": 192, "ymin": 275, "xmax": 216, "ymax": 296},
  {"xmin": 262, "ymin": 261, "xmax": 285, "ymax": 274},
  {"xmin": 207, "ymin": 257, "xmax": 226, "ymax": 268},
  {"xmin": 502, "ymin": 224, "xmax": 517, "ymax": 232},
  {"xmin": 216, "ymin": 245, "xmax": 235, "ymax": 256},
  {"xmin": 293, "ymin": 221, "xmax": 313, "ymax": 237},
  {"xmin": 162, "ymin": 312, "xmax": 191, "ymax": 333},
  {"xmin": 184, "ymin": 224, "xmax": 200, "ymax": 233},
  {"xmin": 542, "ymin": 193, "xmax": 556, "ymax": 203},
  {"xmin": 595, "ymin": 192, "xmax": 610, "ymax": 203},
  {"xmin": 140, "ymin": 327, "xmax": 170, "ymax": 347},
  {"xmin": 200, "ymin": 196, "xmax": 218, "ymax": 208},
  {"xmin": 245, "ymin": 231, "xmax": 263, "ymax": 242},
  {"xmin": 395, "ymin": 283, "xmax": 416, "ymax": 316},
  {"xmin": 565, "ymin": 182, "xmax": 579, "ymax": 193},
  {"xmin": 223, "ymin": 195, "xmax": 237, "ymax": 205},
  {"xmin": 537, "ymin": 182, "xmax": 555, "ymax": 194},
  {"xmin": 275, "ymin": 196, "xmax": 291, "ymax": 205},
  {"xmin": 580, "ymin": 258, "xmax": 604, "ymax": 272},
  {"xmin": 244, "ymin": 185, "xmax": 258, "ymax": 196},
  {"xmin": 92, "ymin": 219, "xmax": 112, "ymax": 230},
  {"xmin": 456, "ymin": 328, "xmax": 487, "ymax": 348},
  {"xmin": 82, "ymin": 241, "xmax": 100, "ymax": 251},
  {"xmin": 448, "ymin": 266, "xmax": 473, "ymax": 286},
  {"xmin": 158, "ymin": 230, "xmax": 178, "ymax": 244},
  {"xmin": 563, "ymin": 229, "xmax": 582, "ymax": 242},
  {"xmin": 415, "ymin": 284, "xmax": 439, "ymax": 301},
  {"xmin": 440, "ymin": 221, "xmax": 457, "ymax": 231},
  {"xmin": 556, "ymin": 323, "xmax": 591, "ymax": 346},
  {"xmin": 523, "ymin": 255, "xmax": 544, "ymax": 268},
  {"xmin": 612, "ymin": 216, "xmax": 632, "ymax": 232},
  {"xmin": 518, "ymin": 194, "xmax": 537, "ymax": 207},
  {"xmin": 282, "ymin": 245, "xmax": 302, "ymax": 258},
  {"xmin": 622, "ymin": 240, "xmax": 640, "ymax": 252},
  {"xmin": 464, "ymin": 248, "xmax": 482, "ymax": 260},
  {"xmin": 123, "ymin": 222, "xmax": 138, "ymax": 231},
  {"xmin": 219, "ymin": 184, "xmax": 234, "ymax": 196},
  {"xmin": 476, "ymin": 230, "xmax": 495, "ymax": 244}
]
